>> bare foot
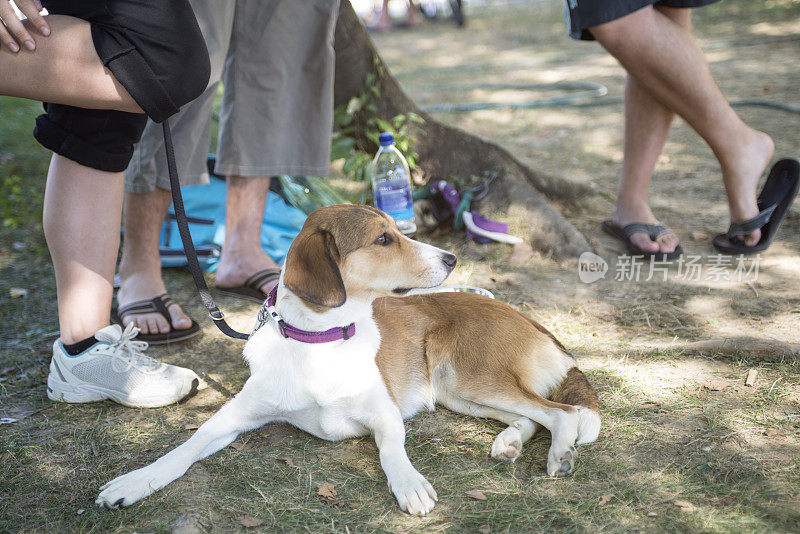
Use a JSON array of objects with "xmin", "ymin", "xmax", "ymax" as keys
[
  {"xmin": 215, "ymin": 248, "xmax": 280, "ymax": 297},
  {"xmin": 367, "ymin": 12, "xmax": 393, "ymax": 31},
  {"xmin": 611, "ymin": 200, "xmax": 680, "ymax": 254},
  {"xmin": 116, "ymin": 271, "xmax": 192, "ymax": 335},
  {"xmin": 720, "ymin": 129, "xmax": 774, "ymax": 247}
]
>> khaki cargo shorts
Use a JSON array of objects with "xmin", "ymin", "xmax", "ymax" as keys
[{"xmin": 125, "ymin": 0, "xmax": 339, "ymax": 193}]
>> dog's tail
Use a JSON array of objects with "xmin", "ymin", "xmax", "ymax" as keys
[{"xmin": 550, "ymin": 367, "xmax": 601, "ymax": 446}]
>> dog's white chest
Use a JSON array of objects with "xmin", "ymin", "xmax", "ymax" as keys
[{"xmin": 244, "ymin": 320, "xmax": 386, "ymax": 417}]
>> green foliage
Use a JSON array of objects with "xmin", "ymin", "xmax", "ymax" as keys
[
  {"xmin": 0, "ymin": 97, "xmax": 50, "ymax": 230},
  {"xmin": 331, "ymin": 58, "xmax": 424, "ymax": 194}
]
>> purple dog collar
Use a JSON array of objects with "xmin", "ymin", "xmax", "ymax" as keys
[{"xmin": 258, "ymin": 286, "xmax": 356, "ymax": 343}]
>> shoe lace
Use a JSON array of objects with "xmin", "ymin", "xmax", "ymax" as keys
[{"xmin": 109, "ymin": 323, "xmax": 164, "ymax": 374}]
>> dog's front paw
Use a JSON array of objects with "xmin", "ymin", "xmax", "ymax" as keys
[
  {"xmin": 96, "ymin": 466, "xmax": 164, "ymax": 508},
  {"xmin": 389, "ymin": 470, "xmax": 438, "ymax": 515},
  {"xmin": 491, "ymin": 426, "xmax": 523, "ymax": 463},
  {"xmin": 547, "ymin": 445, "xmax": 577, "ymax": 478}
]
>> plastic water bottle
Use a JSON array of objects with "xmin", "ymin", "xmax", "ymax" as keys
[{"xmin": 371, "ymin": 132, "xmax": 417, "ymax": 235}]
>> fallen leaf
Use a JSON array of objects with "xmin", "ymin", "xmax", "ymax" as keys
[
  {"xmin": 478, "ymin": 525, "xmax": 491, "ymax": 534},
  {"xmin": 236, "ymin": 515, "xmax": 264, "ymax": 528},
  {"xmin": 674, "ymin": 500, "xmax": 698, "ymax": 512},
  {"xmin": 230, "ymin": 442, "xmax": 250, "ymax": 450},
  {"xmin": 9, "ymin": 288, "xmax": 27, "ymax": 298},
  {"xmin": 509, "ymin": 242, "xmax": 535, "ymax": 265},
  {"xmin": 183, "ymin": 424, "xmax": 199, "ymax": 430},
  {"xmin": 690, "ymin": 231, "xmax": 709, "ymax": 241},
  {"xmin": 317, "ymin": 483, "xmax": 339, "ymax": 504},
  {"xmin": 466, "ymin": 489, "xmax": 488, "ymax": 501},
  {"xmin": 716, "ymin": 495, "xmax": 735, "ymax": 507},
  {"xmin": 277, "ymin": 456, "xmax": 296, "ymax": 468},
  {"xmin": 745, "ymin": 369, "xmax": 758, "ymax": 387},
  {"xmin": 598, "ymin": 494, "xmax": 614, "ymax": 506},
  {"xmin": 763, "ymin": 428, "xmax": 782, "ymax": 437},
  {"xmin": 702, "ymin": 380, "xmax": 728, "ymax": 392}
]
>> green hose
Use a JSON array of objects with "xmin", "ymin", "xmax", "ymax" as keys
[{"xmin": 417, "ymin": 82, "xmax": 800, "ymax": 115}]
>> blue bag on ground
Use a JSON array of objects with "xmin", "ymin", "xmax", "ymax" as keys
[{"xmin": 159, "ymin": 176, "xmax": 307, "ymax": 272}]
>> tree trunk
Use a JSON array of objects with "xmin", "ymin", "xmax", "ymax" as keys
[{"xmin": 332, "ymin": 1, "xmax": 592, "ymax": 260}]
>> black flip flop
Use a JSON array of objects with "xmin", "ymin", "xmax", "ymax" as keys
[
  {"xmin": 602, "ymin": 220, "xmax": 684, "ymax": 260},
  {"xmin": 216, "ymin": 268, "xmax": 280, "ymax": 303},
  {"xmin": 713, "ymin": 159, "xmax": 800, "ymax": 255},
  {"xmin": 111, "ymin": 294, "xmax": 201, "ymax": 344}
]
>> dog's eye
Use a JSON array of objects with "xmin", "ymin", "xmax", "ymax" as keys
[{"xmin": 374, "ymin": 233, "xmax": 392, "ymax": 246}]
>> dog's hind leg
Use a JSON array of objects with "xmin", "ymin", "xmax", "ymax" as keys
[
  {"xmin": 96, "ymin": 381, "xmax": 274, "ymax": 508},
  {"xmin": 440, "ymin": 386, "xmax": 581, "ymax": 477},
  {"xmin": 491, "ymin": 417, "xmax": 540, "ymax": 463},
  {"xmin": 437, "ymin": 394, "xmax": 540, "ymax": 463}
]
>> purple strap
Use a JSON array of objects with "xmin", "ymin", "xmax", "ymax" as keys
[
  {"xmin": 267, "ymin": 287, "xmax": 355, "ymax": 343},
  {"xmin": 432, "ymin": 181, "xmax": 510, "ymax": 244},
  {"xmin": 465, "ymin": 211, "xmax": 509, "ymax": 244},
  {"xmin": 432, "ymin": 180, "xmax": 461, "ymax": 214}
]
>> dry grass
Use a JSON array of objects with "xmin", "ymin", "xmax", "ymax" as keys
[{"xmin": 3, "ymin": 0, "xmax": 800, "ymax": 532}]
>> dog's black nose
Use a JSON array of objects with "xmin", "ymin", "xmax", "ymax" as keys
[{"xmin": 442, "ymin": 253, "xmax": 457, "ymax": 269}]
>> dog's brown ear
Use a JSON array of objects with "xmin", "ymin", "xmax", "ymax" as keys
[{"xmin": 284, "ymin": 230, "xmax": 346, "ymax": 308}]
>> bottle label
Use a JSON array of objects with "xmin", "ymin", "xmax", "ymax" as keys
[{"xmin": 375, "ymin": 186, "xmax": 414, "ymax": 221}]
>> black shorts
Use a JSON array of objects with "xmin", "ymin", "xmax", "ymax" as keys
[
  {"xmin": 565, "ymin": 0, "xmax": 721, "ymax": 41},
  {"xmin": 33, "ymin": 0, "xmax": 211, "ymax": 172}
]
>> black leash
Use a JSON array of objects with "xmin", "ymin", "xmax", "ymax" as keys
[{"xmin": 162, "ymin": 120, "xmax": 250, "ymax": 340}]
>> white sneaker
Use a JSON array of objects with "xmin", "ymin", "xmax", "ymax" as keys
[{"xmin": 47, "ymin": 323, "xmax": 205, "ymax": 408}]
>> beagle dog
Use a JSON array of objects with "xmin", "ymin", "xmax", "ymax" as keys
[{"xmin": 96, "ymin": 204, "xmax": 600, "ymax": 515}]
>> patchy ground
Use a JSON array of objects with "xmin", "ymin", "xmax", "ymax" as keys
[{"xmin": 2, "ymin": 0, "xmax": 800, "ymax": 532}]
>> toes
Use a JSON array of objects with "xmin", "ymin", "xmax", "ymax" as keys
[
  {"xmin": 145, "ymin": 316, "xmax": 160, "ymax": 335},
  {"xmin": 657, "ymin": 233, "xmax": 679, "ymax": 254},
  {"xmin": 391, "ymin": 473, "xmax": 437, "ymax": 515},
  {"xmin": 744, "ymin": 229, "xmax": 761, "ymax": 247},
  {"xmin": 491, "ymin": 428, "xmax": 523, "ymax": 462},
  {"xmin": 629, "ymin": 232, "xmax": 659, "ymax": 253},
  {"xmin": 154, "ymin": 312, "xmax": 172, "ymax": 334},
  {"xmin": 167, "ymin": 303, "xmax": 192, "ymax": 331},
  {"xmin": 424, "ymin": 481, "xmax": 438, "ymax": 502},
  {"xmin": 547, "ymin": 446, "xmax": 577, "ymax": 477}
]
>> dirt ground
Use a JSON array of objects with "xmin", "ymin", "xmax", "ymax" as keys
[{"xmin": 2, "ymin": 1, "xmax": 800, "ymax": 532}]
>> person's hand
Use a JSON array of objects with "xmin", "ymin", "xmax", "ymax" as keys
[{"xmin": 0, "ymin": 0, "xmax": 50, "ymax": 53}]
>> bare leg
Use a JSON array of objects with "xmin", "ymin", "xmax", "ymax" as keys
[
  {"xmin": 371, "ymin": 0, "xmax": 393, "ymax": 30},
  {"xmin": 591, "ymin": 6, "xmax": 774, "ymax": 247},
  {"xmin": 215, "ymin": 176, "xmax": 280, "ymax": 295},
  {"xmin": 43, "ymin": 155, "xmax": 123, "ymax": 344},
  {"xmin": 117, "ymin": 188, "xmax": 192, "ymax": 334},
  {"xmin": 442, "ymin": 388, "xmax": 580, "ymax": 477},
  {"xmin": 405, "ymin": 1, "xmax": 421, "ymax": 26},
  {"xmin": 0, "ymin": 15, "xmax": 142, "ymax": 113},
  {"xmin": 611, "ymin": 8, "xmax": 688, "ymax": 254}
]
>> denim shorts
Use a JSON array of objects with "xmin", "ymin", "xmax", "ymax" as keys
[
  {"xmin": 565, "ymin": 0, "xmax": 721, "ymax": 41},
  {"xmin": 33, "ymin": 0, "xmax": 211, "ymax": 172}
]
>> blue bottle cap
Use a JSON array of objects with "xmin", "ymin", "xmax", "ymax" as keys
[{"xmin": 378, "ymin": 132, "xmax": 394, "ymax": 147}]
